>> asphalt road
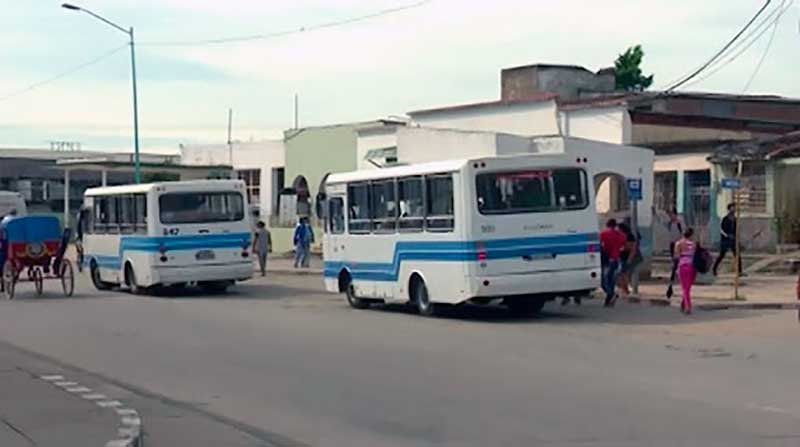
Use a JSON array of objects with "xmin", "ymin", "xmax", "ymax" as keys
[{"xmin": 0, "ymin": 273, "xmax": 798, "ymax": 446}]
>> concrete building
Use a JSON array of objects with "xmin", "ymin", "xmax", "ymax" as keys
[
  {"xmin": 708, "ymin": 131, "xmax": 800, "ymax": 251},
  {"xmin": 180, "ymin": 139, "xmax": 285, "ymax": 219},
  {"xmin": 501, "ymin": 64, "xmax": 615, "ymax": 102}
]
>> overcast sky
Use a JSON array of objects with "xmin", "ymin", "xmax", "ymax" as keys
[{"xmin": 1, "ymin": 0, "xmax": 797, "ymax": 153}]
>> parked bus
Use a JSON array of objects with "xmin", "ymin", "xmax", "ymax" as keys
[
  {"xmin": 80, "ymin": 180, "xmax": 253, "ymax": 294},
  {"xmin": 322, "ymin": 154, "xmax": 601, "ymax": 316}
]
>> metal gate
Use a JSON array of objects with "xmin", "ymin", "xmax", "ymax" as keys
[{"xmin": 685, "ymin": 170, "xmax": 711, "ymax": 245}]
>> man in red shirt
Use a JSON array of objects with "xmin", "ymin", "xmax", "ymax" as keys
[{"xmin": 599, "ymin": 218, "xmax": 627, "ymax": 306}]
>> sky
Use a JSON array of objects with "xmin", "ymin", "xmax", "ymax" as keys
[{"xmin": 1, "ymin": 0, "xmax": 798, "ymax": 154}]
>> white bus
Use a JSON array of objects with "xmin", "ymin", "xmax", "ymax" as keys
[
  {"xmin": 80, "ymin": 180, "xmax": 253, "ymax": 293},
  {"xmin": 322, "ymin": 154, "xmax": 601, "ymax": 316}
]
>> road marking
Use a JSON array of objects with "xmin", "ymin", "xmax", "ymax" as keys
[{"xmin": 39, "ymin": 374, "xmax": 64, "ymax": 381}]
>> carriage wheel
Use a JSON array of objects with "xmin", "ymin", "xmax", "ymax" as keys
[
  {"xmin": 60, "ymin": 260, "xmax": 75, "ymax": 298},
  {"xmin": 2, "ymin": 261, "xmax": 15, "ymax": 300},
  {"xmin": 33, "ymin": 268, "xmax": 44, "ymax": 296}
]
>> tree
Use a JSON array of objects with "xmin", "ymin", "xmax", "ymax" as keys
[{"xmin": 614, "ymin": 45, "xmax": 654, "ymax": 91}]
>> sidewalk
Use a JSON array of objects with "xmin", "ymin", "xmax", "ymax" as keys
[
  {"xmin": 0, "ymin": 345, "xmax": 119, "ymax": 447},
  {"xmin": 637, "ymin": 273, "xmax": 799, "ymax": 310}
]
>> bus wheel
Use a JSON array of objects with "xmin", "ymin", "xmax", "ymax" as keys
[
  {"xmin": 125, "ymin": 263, "xmax": 142, "ymax": 295},
  {"xmin": 90, "ymin": 261, "xmax": 113, "ymax": 291},
  {"xmin": 506, "ymin": 297, "xmax": 545, "ymax": 316},
  {"xmin": 344, "ymin": 276, "xmax": 370, "ymax": 309},
  {"xmin": 412, "ymin": 278, "xmax": 439, "ymax": 317}
]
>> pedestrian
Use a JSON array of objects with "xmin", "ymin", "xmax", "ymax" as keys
[
  {"xmin": 253, "ymin": 221, "xmax": 271, "ymax": 277},
  {"xmin": 293, "ymin": 217, "xmax": 314, "ymax": 268},
  {"xmin": 653, "ymin": 206, "xmax": 683, "ymax": 298},
  {"xmin": 674, "ymin": 227, "xmax": 697, "ymax": 315},
  {"xmin": 713, "ymin": 203, "xmax": 742, "ymax": 276},
  {"xmin": 600, "ymin": 218, "xmax": 627, "ymax": 307},
  {"xmin": 617, "ymin": 222, "xmax": 643, "ymax": 300}
]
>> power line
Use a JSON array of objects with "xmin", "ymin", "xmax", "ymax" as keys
[
  {"xmin": 664, "ymin": 0, "xmax": 773, "ymax": 92},
  {"xmin": 682, "ymin": 0, "xmax": 792, "ymax": 89},
  {"xmin": 141, "ymin": 0, "xmax": 433, "ymax": 47},
  {"xmin": 743, "ymin": 5, "xmax": 783, "ymax": 91},
  {"xmin": 657, "ymin": 0, "xmax": 785, "ymax": 89},
  {"xmin": 0, "ymin": 43, "xmax": 128, "ymax": 102}
]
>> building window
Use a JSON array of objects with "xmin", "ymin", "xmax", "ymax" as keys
[
  {"xmin": 237, "ymin": 169, "xmax": 261, "ymax": 206},
  {"xmin": 739, "ymin": 164, "xmax": 767, "ymax": 213},
  {"xmin": 654, "ymin": 172, "xmax": 677, "ymax": 212}
]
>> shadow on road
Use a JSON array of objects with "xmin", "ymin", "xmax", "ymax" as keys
[
  {"xmin": 371, "ymin": 298, "xmax": 761, "ymax": 327},
  {"xmin": 146, "ymin": 282, "xmax": 322, "ymax": 301}
]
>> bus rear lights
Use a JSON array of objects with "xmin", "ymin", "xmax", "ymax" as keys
[
  {"xmin": 591, "ymin": 272, "xmax": 597, "ymax": 278},
  {"xmin": 241, "ymin": 250, "xmax": 250, "ymax": 258},
  {"xmin": 477, "ymin": 251, "xmax": 487, "ymax": 261},
  {"xmin": 158, "ymin": 243, "xmax": 168, "ymax": 262},
  {"xmin": 483, "ymin": 280, "xmax": 490, "ymax": 287}
]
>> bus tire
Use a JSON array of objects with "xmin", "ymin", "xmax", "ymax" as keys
[
  {"xmin": 343, "ymin": 274, "xmax": 370, "ymax": 309},
  {"xmin": 412, "ymin": 277, "xmax": 439, "ymax": 317},
  {"xmin": 506, "ymin": 296, "xmax": 546, "ymax": 316},
  {"xmin": 124, "ymin": 263, "xmax": 142, "ymax": 295},
  {"xmin": 90, "ymin": 260, "xmax": 113, "ymax": 291}
]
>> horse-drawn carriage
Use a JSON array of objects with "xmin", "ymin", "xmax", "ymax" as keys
[{"xmin": 0, "ymin": 215, "xmax": 75, "ymax": 299}]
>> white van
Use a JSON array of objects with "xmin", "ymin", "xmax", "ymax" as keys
[
  {"xmin": 81, "ymin": 180, "xmax": 253, "ymax": 293},
  {"xmin": 0, "ymin": 191, "xmax": 27, "ymax": 218}
]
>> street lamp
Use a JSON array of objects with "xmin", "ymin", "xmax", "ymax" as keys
[{"xmin": 62, "ymin": 3, "xmax": 141, "ymax": 184}]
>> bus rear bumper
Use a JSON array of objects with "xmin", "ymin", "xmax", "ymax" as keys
[
  {"xmin": 153, "ymin": 261, "xmax": 253, "ymax": 285},
  {"xmin": 469, "ymin": 268, "xmax": 600, "ymax": 299}
]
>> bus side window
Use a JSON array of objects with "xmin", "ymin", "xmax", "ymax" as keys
[
  {"xmin": 328, "ymin": 197, "xmax": 345, "ymax": 234},
  {"xmin": 134, "ymin": 194, "xmax": 147, "ymax": 234},
  {"xmin": 93, "ymin": 197, "xmax": 108, "ymax": 234},
  {"xmin": 425, "ymin": 174, "xmax": 454, "ymax": 232},
  {"xmin": 370, "ymin": 180, "xmax": 397, "ymax": 233},
  {"xmin": 347, "ymin": 183, "xmax": 371, "ymax": 234},
  {"xmin": 119, "ymin": 195, "xmax": 135, "ymax": 234},
  {"xmin": 398, "ymin": 176, "xmax": 424, "ymax": 232}
]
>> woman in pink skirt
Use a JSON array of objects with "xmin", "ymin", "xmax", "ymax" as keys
[{"xmin": 673, "ymin": 228, "xmax": 697, "ymax": 315}]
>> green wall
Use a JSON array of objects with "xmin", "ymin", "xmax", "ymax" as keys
[{"xmin": 284, "ymin": 124, "xmax": 358, "ymax": 202}]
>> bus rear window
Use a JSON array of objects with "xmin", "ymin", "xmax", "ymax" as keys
[
  {"xmin": 476, "ymin": 168, "xmax": 588, "ymax": 214},
  {"xmin": 159, "ymin": 192, "xmax": 244, "ymax": 224}
]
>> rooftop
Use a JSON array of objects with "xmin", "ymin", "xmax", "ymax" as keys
[
  {"xmin": 408, "ymin": 92, "xmax": 558, "ymax": 116},
  {"xmin": 709, "ymin": 130, "xmax": 800, "ymax": 162}
]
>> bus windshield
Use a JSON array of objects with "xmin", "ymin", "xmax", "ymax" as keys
[
  {"xmin": 476, "ymin": 168, "xmax": 588, "ymax": 214},
  {"xmin": 159, "ymin": 192, "xmax": 245, "ymax": 224}
]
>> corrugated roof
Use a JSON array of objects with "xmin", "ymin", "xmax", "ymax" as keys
[{"xmin": 709, "ymin": 130, "xmax": 800, "ymax": 162}]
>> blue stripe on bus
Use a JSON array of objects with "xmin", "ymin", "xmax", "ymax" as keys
[
  {"xmin": 85, "ymin": 232, "xmax": 251, "ymax": 270},
  {"xmin": 323, "ymin": 232, "xmax": 598, "ymax": 282}
]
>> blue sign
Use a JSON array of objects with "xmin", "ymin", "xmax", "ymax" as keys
[
  {"xmin": 626, "ymin": 178, "xmax": 643, "ymax": 201},
  {"xmin": 721, "ymin": 178, "xmax": 741, "ymax": 189}
]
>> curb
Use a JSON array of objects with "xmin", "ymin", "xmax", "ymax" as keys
[
  {"xmin": 627, "ymin": 296, "xmax": 799, "ymax": 311},
  {"xmin": 39, "ymin": 374, "xmax": 143, "ymax": 447},
  {"xmin": 267, "ymin": 268, "xmax": 324, "ymax": 276}
]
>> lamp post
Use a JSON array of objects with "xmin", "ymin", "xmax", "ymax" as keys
[{"xmin": 62, "ymin": 3, "xmax": 141, "ymax": 184}]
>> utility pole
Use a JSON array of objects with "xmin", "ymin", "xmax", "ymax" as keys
[
  {"xmin": 294, "ymin": 94, "xmax": 299, "ymax": 129},
  {"xmin": 734, "ymin": 160, "xmax": 743, "ymax": 300},
  {"xmin": 227, "ymin": 108, "xmax": 233, "ymax": 165},
  {"xmin": 62, "ymin": 3, "xmax": 141, "ymax": 183}
]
